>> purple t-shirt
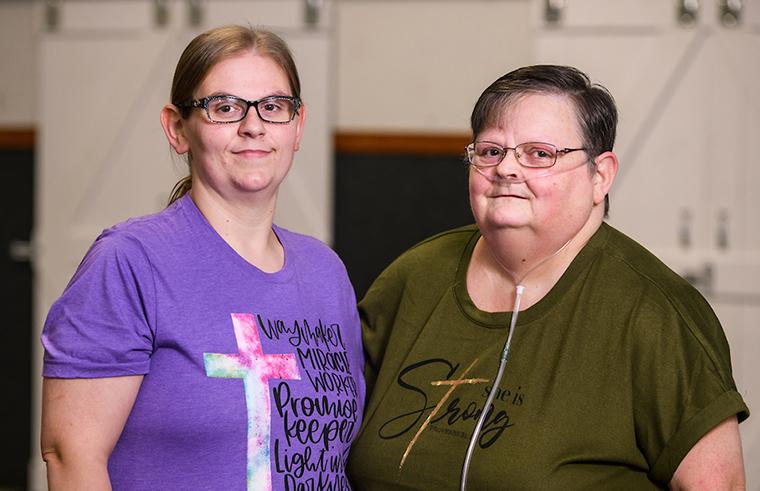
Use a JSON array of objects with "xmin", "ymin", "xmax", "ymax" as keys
[{"xmin": 42, "ymin": 195, "xmax": 365, "ymax": 490}]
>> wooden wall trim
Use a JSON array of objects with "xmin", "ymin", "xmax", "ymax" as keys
[
  {"xmin": 335, "ymin": 131, "xmax": 470, "ymax": 156},
  {"xmin": 0, "ymin": 128, "xmax": 35, "ymax": 149},
  {"xmin": 1, "ymin": 129, "xmax": 472, "ymax": 156}
]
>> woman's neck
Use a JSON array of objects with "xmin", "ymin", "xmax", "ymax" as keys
[
  {"xmin": 467, "ymin": 216, "xmax": 602, "ymax": 312},
  {"xmin": 190, "ymin": 186, "xmax": 284, "ymax": 273}
]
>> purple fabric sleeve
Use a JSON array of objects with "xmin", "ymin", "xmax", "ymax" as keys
[{"xmin": 42, "ymin": 229, "xmax": 156, "ymax": 377}]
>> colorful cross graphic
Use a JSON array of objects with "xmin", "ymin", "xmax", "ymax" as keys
[{"xmin": 204, "ymin": 313, "xmax": 301, "ymax": 490}]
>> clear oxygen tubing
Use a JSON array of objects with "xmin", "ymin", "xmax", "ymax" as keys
[
  {"xmin": 459, "ymin": 284, "xmax": 524, "ymax": 491},
  {"xmin": 470, "ymin": 158, "xmax": 590, "ymax": 185},
  {"xmin": 459, "ymin": 234, "xmax": 575, "ymax": 491}
]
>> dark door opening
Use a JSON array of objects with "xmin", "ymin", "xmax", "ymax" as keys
[{"xmin": 0, "ymin": 146, "xmax": 34, "ymax": 490}]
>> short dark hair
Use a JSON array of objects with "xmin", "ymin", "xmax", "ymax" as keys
[{"xmin": 470, "ymin": 65, "xmax": 617, "ymax": 214}]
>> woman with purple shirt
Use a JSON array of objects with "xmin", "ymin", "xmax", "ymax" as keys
[{"xmin": 40, "ymin": 25, "xmax": 364, "ymax": 490}]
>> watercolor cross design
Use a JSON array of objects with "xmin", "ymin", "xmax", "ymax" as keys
[{"xmin": 204, "ymin": 313, "xmax": 301, "ymax": 491}]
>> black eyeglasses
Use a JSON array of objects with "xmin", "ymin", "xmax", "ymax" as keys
[
  {"xmin": 465, "ymin": 141, "xmax": 586, "ymax": 169},
  {"xmin": 183, "ymin": 95, "xmax": 302, "ymax": 124}
]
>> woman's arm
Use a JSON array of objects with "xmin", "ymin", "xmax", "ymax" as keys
[
  {"xmin": 41, "ymin": 375, "xmax": 143, "ymax": 491},
  {"xmin": 669, "ymin": 416, "xmax": 745, "ymax": 490}
]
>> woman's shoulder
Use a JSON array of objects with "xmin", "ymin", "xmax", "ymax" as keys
[
  {"xmin": 393, "ymin": 224, "xmax": 479, "ymax": 268},
  {"xmin": 594, "ymin": 223, "xmax": 697, "ymax": 298},
  {"xmin": 275, "ymin": 225, "xmax": 335, "ymax": 255},
  {"xmin": 66, "ymin": 203, "xmax": 190, "ymax": 280},
  {"xmin": 593, "ymin": 223, "xmax": 727, "ymax": 349},
  {"xmin": 367, "ymin": 224, "xmax": 479, "ymax": 292},
  {"xmin": 96, "ymin": 198, "xmax": 191, "ymax": 250},
  {"xmin": 274, "ymin": 225, "xmax": 348, "ymax": 272}
]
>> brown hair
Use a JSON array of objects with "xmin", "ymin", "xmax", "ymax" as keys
[{"xmin": 167, "ymin": 25, "xmax": 301, "ymax": 204}]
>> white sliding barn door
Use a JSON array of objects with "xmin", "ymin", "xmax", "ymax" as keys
[
  {"xmin": 534, "ymin": 0, "xmax": 760, "ymax": 486},
  {"xmin": 31, "ymin": 1, "xmax": 333, "ymax": 487}
]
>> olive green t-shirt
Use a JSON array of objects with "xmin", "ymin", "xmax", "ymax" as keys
[{"xmin": 347, "ymin": 223, "xmax": 748, "ymax": 490}]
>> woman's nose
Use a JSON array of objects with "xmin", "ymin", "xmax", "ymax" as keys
[
  {"xmin": 238, "ymin": 108, "xmax": 266, "ymax": 136},
  {"xmin": 495, "ymin": 148, "xmax": 523, "ymax": 178}
]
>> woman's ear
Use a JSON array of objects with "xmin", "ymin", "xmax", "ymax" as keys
[
  {"xmin": 160, "ymin": 104, "xmax": 190, "ymax": 154},
  {"xmin": 592, "ymin": 151, "xmax": 618, "ymax": 206}
]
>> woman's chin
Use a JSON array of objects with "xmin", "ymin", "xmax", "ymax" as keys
[
  {"xmin": 477, "ymin": 212, "xmax": 532, "ymax": 232},
  {"xmin": 231, "ymin": 173, "xmax": 281, "ymax": 195}
]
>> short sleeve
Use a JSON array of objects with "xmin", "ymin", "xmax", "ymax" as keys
[
  {"xmin": 631, "ymin": 294, "xmax": 749, "ymax": 485},
  {"xmin": 41, "ymin": 229, "xmax": 157, "ymax": 378}
]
